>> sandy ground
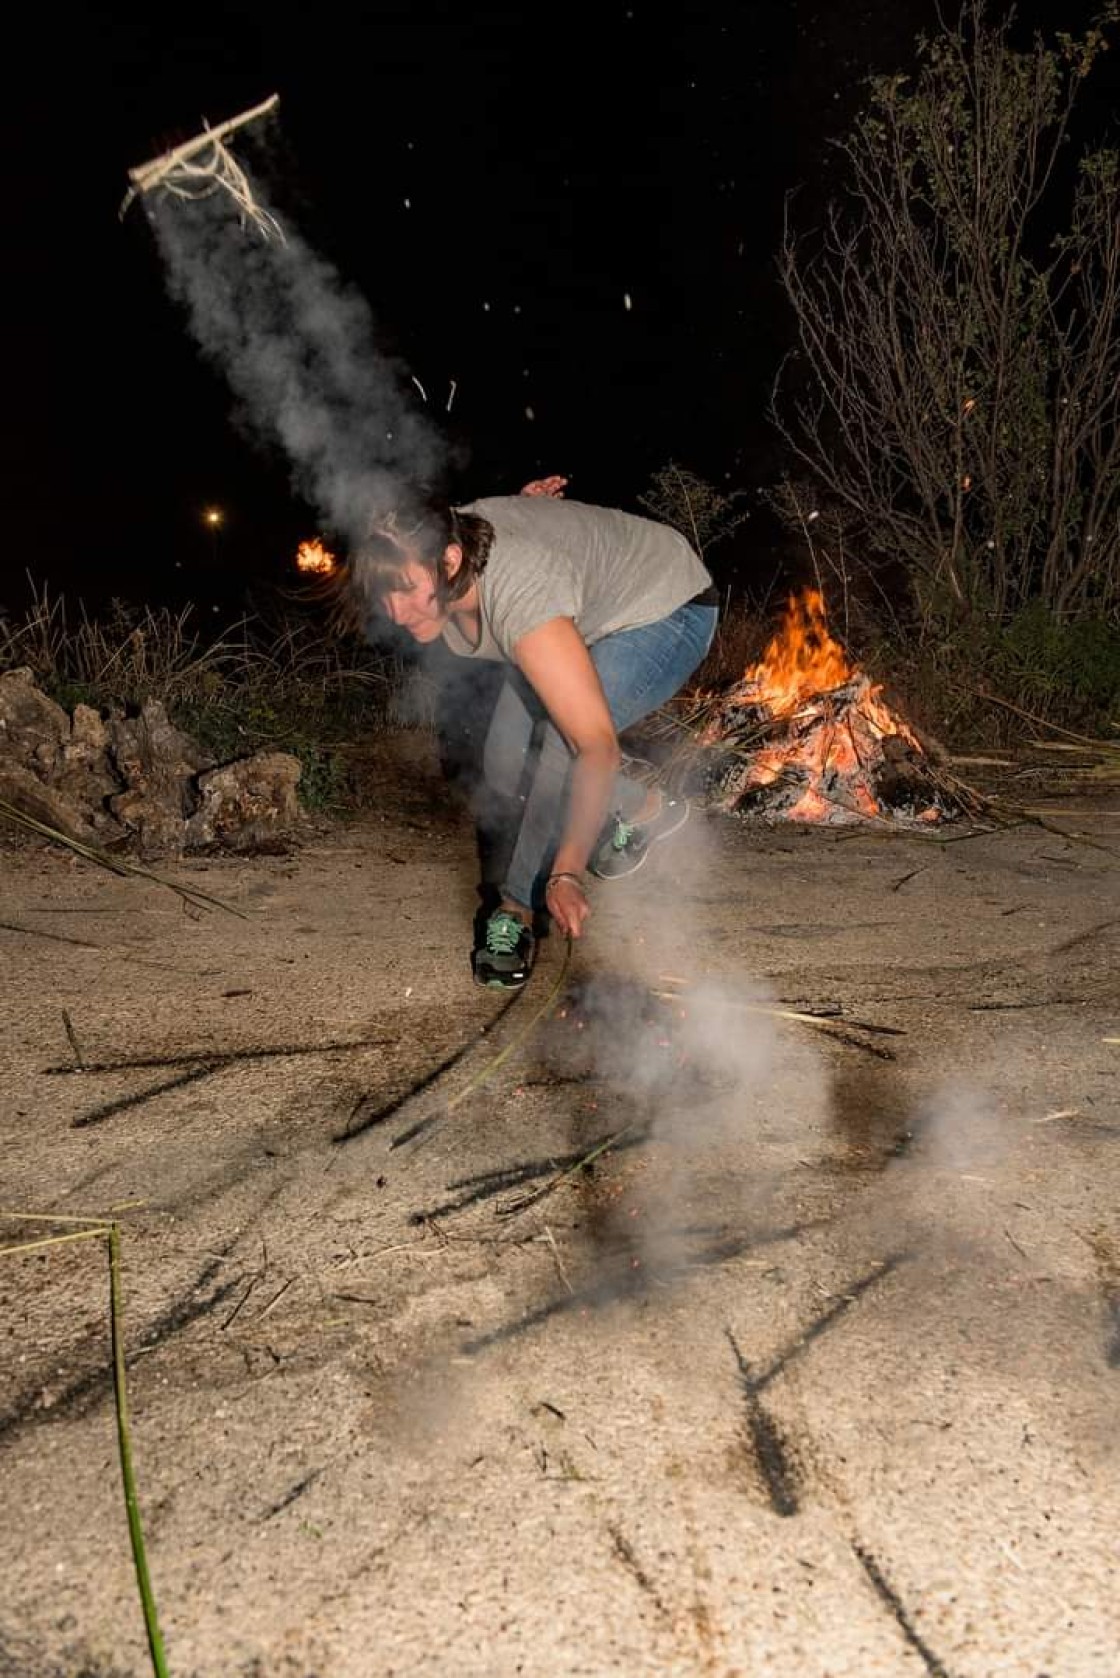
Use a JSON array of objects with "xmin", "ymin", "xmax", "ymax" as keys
[{"xmin": 0, "ymin": 726, "xmax": 1117, "ymax": 1678}]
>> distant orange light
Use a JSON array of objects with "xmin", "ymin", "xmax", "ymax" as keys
[
  {"xmin": 296, "ymin": 537, "xmax": 337, "ymax": 576},
  {"xmin": 203, "ymin": 507, "xmax": 224, "ymax": 528}
]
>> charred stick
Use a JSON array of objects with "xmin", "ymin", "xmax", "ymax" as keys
[
  {"xmin": 46, "ymin": 1038, "xmax": 393, "ymax": 1077},
  {"xmin": 725, "ymin": 1328, "xmax": 799, "ymax": 1517},
  {"xmin": 751, "ymin": 1255, "xmax": 906, "ymax": 1394},
  {"xmin": 649, "ymin": 991, "xmax": 901, "ymax": 1057},
  {"xmin": 0, "ymin": 921, "xmax": 99, "ymax": 948},
  {"xmin": 890, "ymin": 867, "xmax": 927, "ymax": 891},
  {"xmin": 336, "ymin": 1001, "xmax": 521, "ymax": 1144},
  {"xmin": 62, "ymin": 1009, "xmax": 86, "ymax": 1068},
  {"xmin": 390, "ymin": 939, "xmax": 574, "ymax": 1153},
  {"xmin": 852, "ymin": 1544, "xmax": 953, "ymax": 1677},
  {"xmin": 411, "ymin": 1152, "xmax": 588, "ymax": 1222},
  {"xmin": 496, "ymin": 1123, "xmax": 651, "ymax": 1219},
  {"xmin": 833, "ymin": 1016, "xmax": 907, "ymax": 1037},
  {"xmin": 257, "ymin": 1468, "xmax": 325, "ymax": 1524},
  {"xmin": 71, "ymin": 1063, "xmax": 220, "ymax": 1128}
]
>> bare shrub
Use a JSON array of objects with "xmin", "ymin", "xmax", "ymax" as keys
[
  {"xmin": 772, "ymin": 1, "xmax": 1120, "ymax": 631},
  {"xmin": 638, "ymin": 462, "xmax": 752, "ymax": 559}
]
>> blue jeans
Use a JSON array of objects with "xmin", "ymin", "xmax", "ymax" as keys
[{"xmin": 477, "ymin": 601, "xmax": 718, "ymax": 911}]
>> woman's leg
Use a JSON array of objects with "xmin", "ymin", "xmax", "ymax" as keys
[
  {"xmin": 476, "ymin": 670, "xmax": 547, "ymax": 909},
  {"xmin": 497, "ymin": 603, "xmax": 717, "ymax": 910}
]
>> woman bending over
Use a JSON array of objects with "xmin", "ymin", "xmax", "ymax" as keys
[{"xmin": 343, "ymin": 483, "xmax": 718, "ymax": 988}]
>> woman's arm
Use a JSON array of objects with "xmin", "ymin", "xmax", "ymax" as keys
[{"xmin": 512, "ymin": 617, "xmax": 619, "ymax": 937}]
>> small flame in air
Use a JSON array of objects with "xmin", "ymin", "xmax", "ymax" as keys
[{"xmin": 296, "ymin": 538, "xmax": 337, "ymax": 576}]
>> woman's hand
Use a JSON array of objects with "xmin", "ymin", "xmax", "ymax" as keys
[
  {"xmin": 545, "ymin": 873, "xmax": 590, "ymax": 938},
  {"xmin": 520, "ymin": 475, "xmax": 569, "ymax": 498}
]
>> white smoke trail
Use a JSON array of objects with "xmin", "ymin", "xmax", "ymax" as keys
[{"xmin": 142, "ymin": 165, "xmax": 449, "ymax": 549}]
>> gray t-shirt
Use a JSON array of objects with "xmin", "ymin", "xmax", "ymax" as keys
[{"xmin": 441, "ymin": 496, "xmax": 712, "ymax": 662}]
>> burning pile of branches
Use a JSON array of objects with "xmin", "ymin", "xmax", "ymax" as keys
[{"xmin": 698, "ymin": 588, "xmax": 955, "ymax": 827}]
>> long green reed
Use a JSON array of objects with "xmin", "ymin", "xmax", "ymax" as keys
[{"xmin": 0, "ymin": 1212, "xmax": 170, "ymax": 1677}]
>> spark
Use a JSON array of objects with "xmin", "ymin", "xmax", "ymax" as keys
[
  {"xmin": 446, "ymin": 380, "xmax": 457, "ymax": 412},
  {"xmin": 624, "ymin": 293, "xmax": 632, "ymax": 310},
  {"xmin": 411, "ymin": 376, "xmax": 428, "ymax": 404}
]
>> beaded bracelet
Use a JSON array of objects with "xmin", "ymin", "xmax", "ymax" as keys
[{"xmin": 545, "ymin": 872, "xmax": 584, "ymax": 892}]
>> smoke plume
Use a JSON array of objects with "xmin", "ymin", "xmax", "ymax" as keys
[{"xmin": 143, "ymin": 162, "xmax": 449, "ymax": 549}]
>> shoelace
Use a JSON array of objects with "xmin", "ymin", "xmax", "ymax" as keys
[
  {"xmin": 611, "ymin": 817, "xmax": 635, "ymax": 851},
  {"xmin": 486, "ymin": 912, "xmax": 526, "ymax": 954}
]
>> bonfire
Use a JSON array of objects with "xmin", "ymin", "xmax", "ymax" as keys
[{"xmin": 699, "ymin": 588, "xmax": 951, "ymax": 826}]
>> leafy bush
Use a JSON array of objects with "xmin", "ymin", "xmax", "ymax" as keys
[
  {"xmin": 997, "ymin": 604, "xmax": 1120, "ymax": 718},
  {"xmin": 859, "ymin": 601, "xmax": 1120, "ymax": 745}
]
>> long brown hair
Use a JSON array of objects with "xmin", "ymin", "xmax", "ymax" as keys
[{"xmin": 326, "ymin": 501, "xmax": 495, "ymax": 636}]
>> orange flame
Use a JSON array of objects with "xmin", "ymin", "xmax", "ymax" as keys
[
  {"xmin": 746, "ymin": 586, "xmax": 855, "ymax": 712},
  {"xmin": 714, "ymin": 588, "xmax": 936, "ymax": 824},
  {"xmin": 295, "ymin": 537, "xmax": 337, "ymax": 576}
]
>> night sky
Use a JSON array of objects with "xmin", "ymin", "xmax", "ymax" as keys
[{"xmin": 6, "ymin": 1, "xmax": 1114, "ymax": 615}]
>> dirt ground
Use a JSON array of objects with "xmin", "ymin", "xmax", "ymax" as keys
[{"xmin": 1, "ymin": 725, "xmax": 1117, "ymax": 1678}]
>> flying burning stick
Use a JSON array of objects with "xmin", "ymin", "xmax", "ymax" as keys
[
  {"xmin": 295, "ymin": 538, "xmax": 338, "ymax": 576},
  {"xmin": 119, "ymin": 93, "xmax": 283, "ymax": 238}
]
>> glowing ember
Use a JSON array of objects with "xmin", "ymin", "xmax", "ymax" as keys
[
  {"xmin": 703, "ymin": 588, "xmax": 945, "ymax": 826},
  {"xmin": 295, "ymin": 537, "xmax": 337, "ymax": 576}
]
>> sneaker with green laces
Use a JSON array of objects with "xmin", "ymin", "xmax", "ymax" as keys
[
  {"xmin": 472, "ymin": 908, "xmax": 535, "ymax": 989},
  {"xmin": 589, "ymin": 793, "xmax": 690, "ymax": 880}
]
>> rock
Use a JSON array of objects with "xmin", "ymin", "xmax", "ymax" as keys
[
  {"xmin": 69, "ymin": 704, "xmax": 110, "ymax": 755},
  {"xmin": 185, "ymin": 752, "xmax": 302, "ymax": 852},
  {"xmin": 108, "ymin": 700, "xmax": 210, "ymax": 805},
  {"xmin": 0, "ymin": 762, "xmax": 102, "ymax": 846},
  {"xmin": 107, "ymin": 786, "xmax": 190, "ymax": 859},
  {"xmin": 0, "ymin": 671, "xmax": 303, "ymax": 858},
  {"xmin": 55, "ymin": 704, "xmax": 122, "ymax": 836},
  {"xmin": 0, "ymin": 668, "xmax": 70, "ymax": 777},
  {"xmin": 105, "ymin": 700, "xmax": 213, "ymax": 856}
]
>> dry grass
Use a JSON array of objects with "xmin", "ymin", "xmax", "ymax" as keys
[{"xmin": 0, "ymin": 577, "xmax": 397, "ymax": 716}]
